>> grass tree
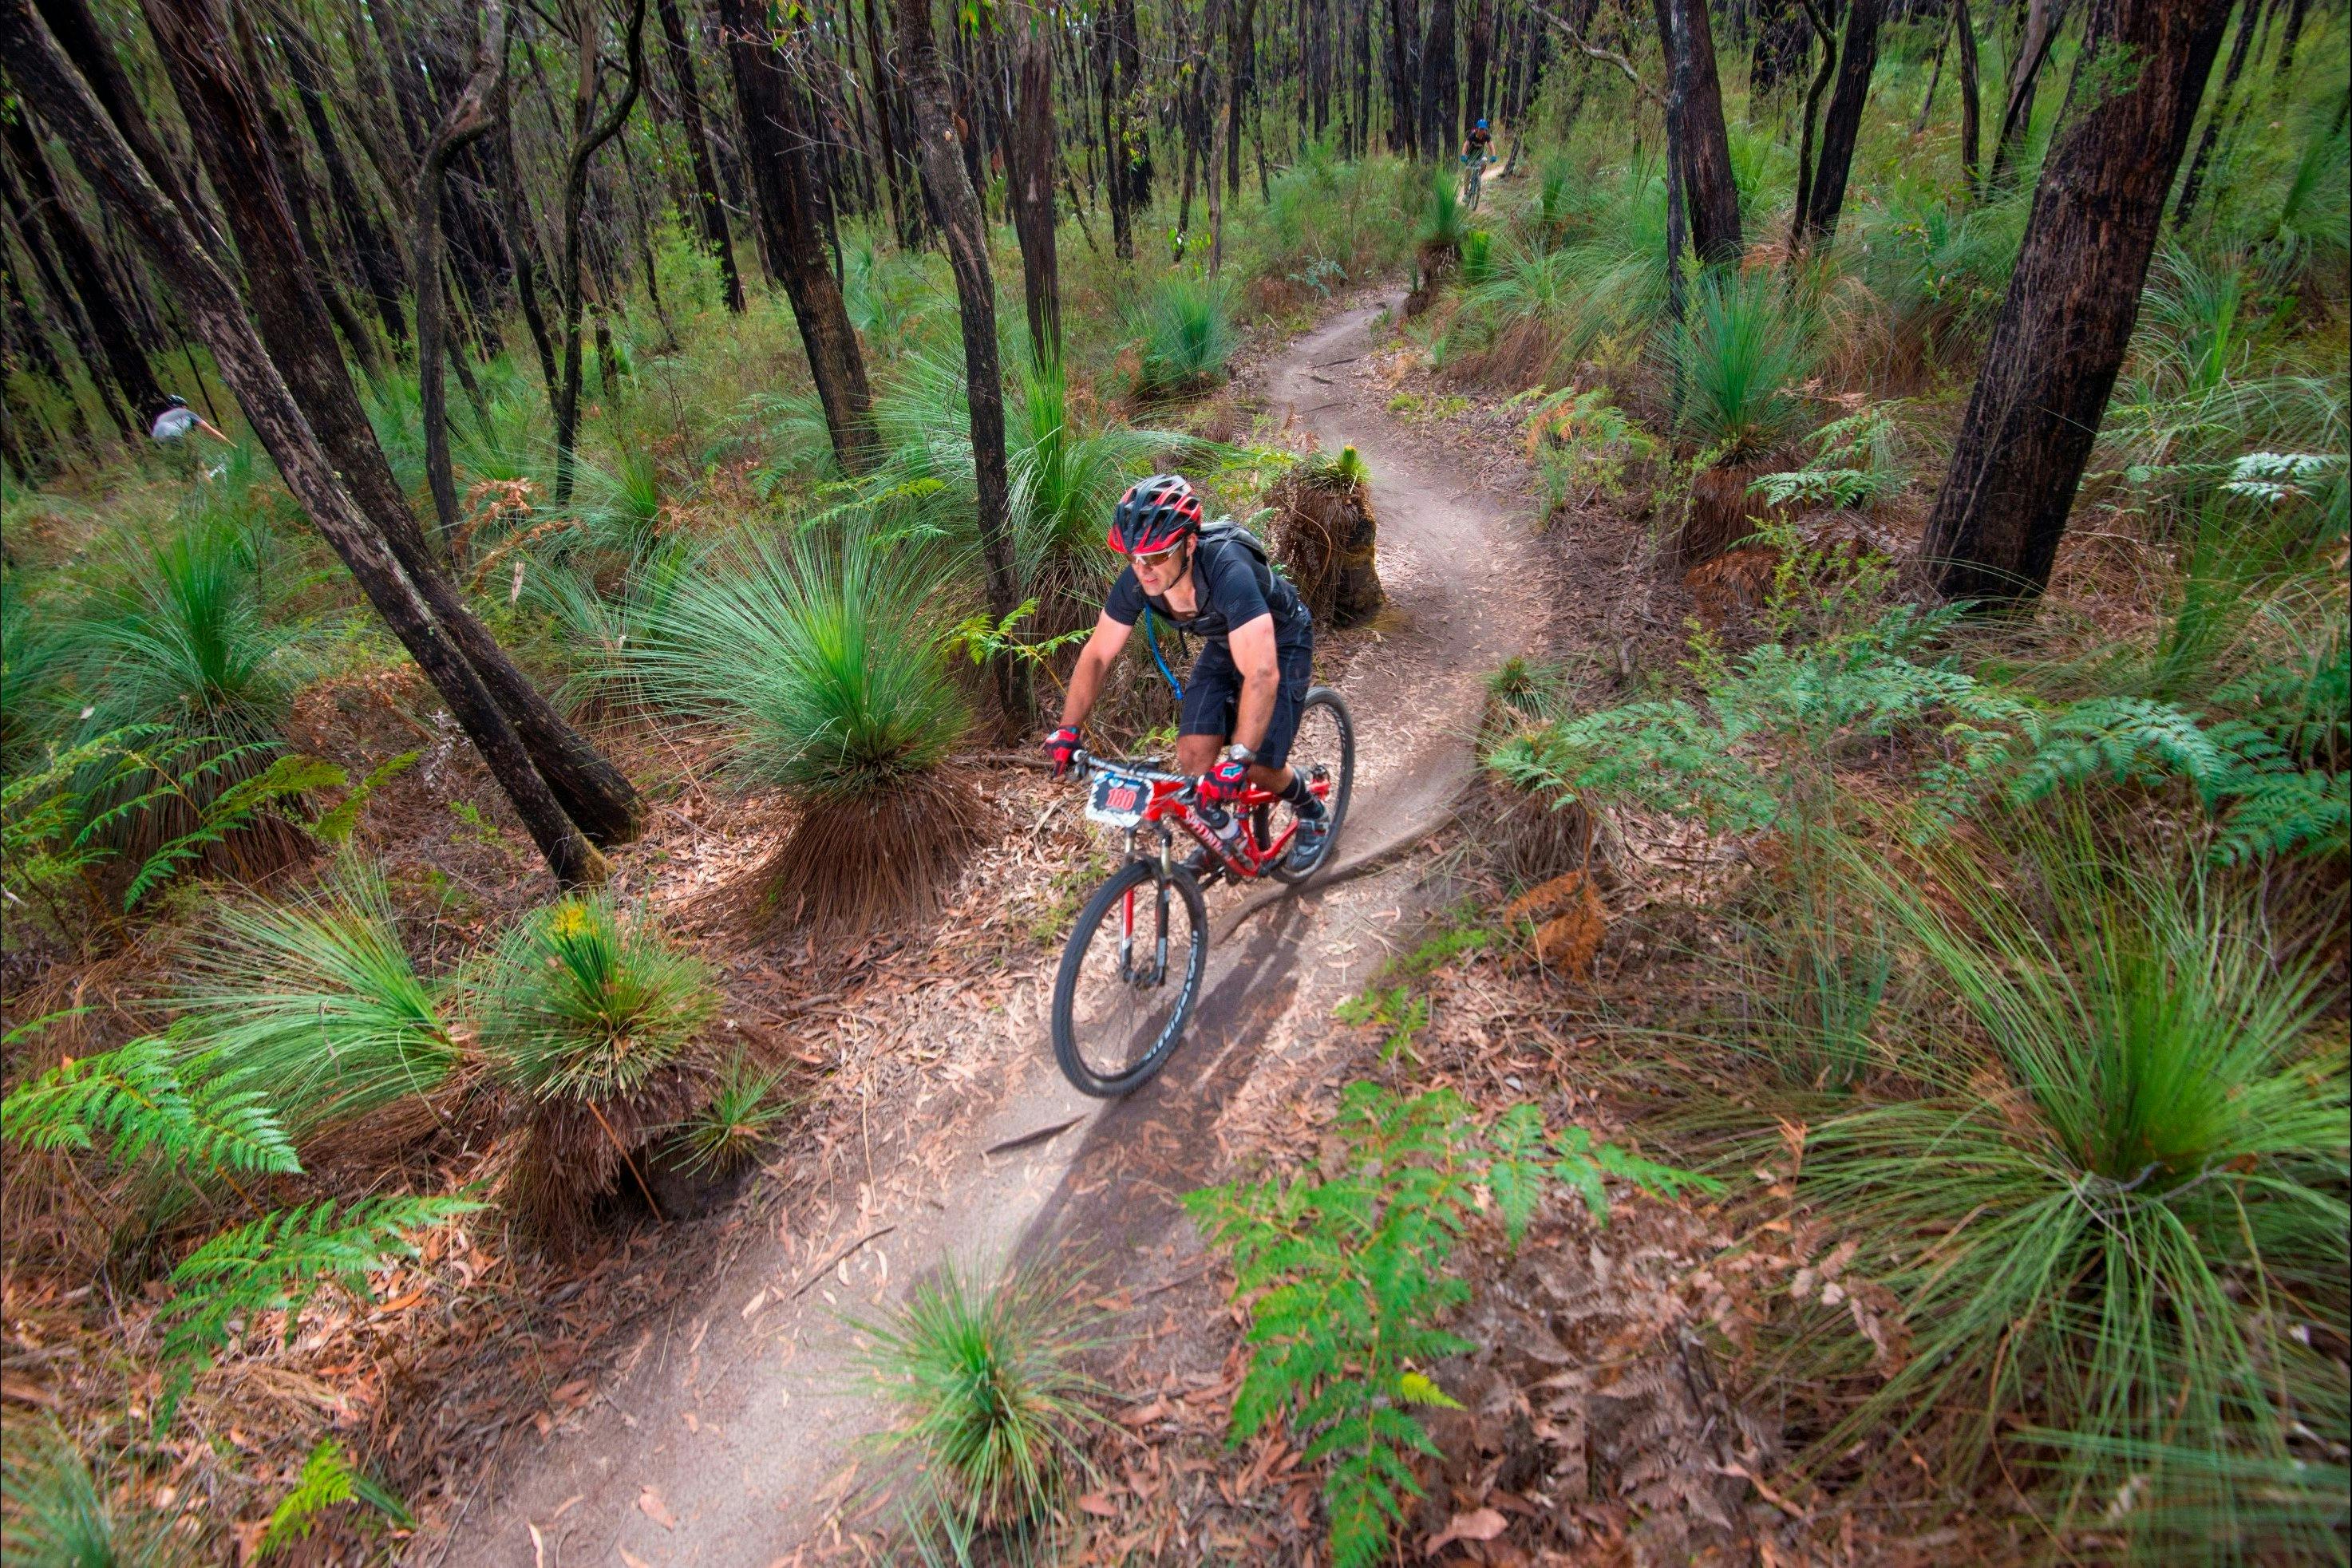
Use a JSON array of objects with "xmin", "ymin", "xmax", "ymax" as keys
[
  {"xmin": 1133, "ymin": 274, "xmax": 1242, "ymax": 400},
  {"xmin": 474, "ymin": 892, "xmax": 716, "ymax": 1230},
  {"xmin": 628, "ymin": 528, "xmax": 984, "ymax": 933}
]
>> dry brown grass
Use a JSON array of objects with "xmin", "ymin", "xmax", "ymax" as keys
[{"xmin": 736, "ymin": 771, "xmax": 994, "ymax": 938}]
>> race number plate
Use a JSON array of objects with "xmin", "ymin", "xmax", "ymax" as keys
[{"xmin": 1085, "ymin": 769, "xmax": 1149, "ymax": 827}]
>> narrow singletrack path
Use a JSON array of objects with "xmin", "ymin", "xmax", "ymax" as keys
[{"xmin": 431, "ymin": 300, "xmax": 1543, "ymax": 1566}]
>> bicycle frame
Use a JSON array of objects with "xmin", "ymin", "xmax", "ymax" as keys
[{"xmin": 1072, "ymin": 750, "xmax": 1327, "ymax": 884}]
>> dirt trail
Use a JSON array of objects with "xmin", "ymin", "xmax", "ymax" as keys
[{"xmin": 429, "ymin": 300, "xmax": 1543, "ymax": 1566}]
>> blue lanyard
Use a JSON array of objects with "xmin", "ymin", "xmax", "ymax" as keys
[{"xmin": 1144, "ymin": 610, "xmax": 1184, "ymax": 699}]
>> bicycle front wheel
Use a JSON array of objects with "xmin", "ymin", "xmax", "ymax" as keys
[
  {"xmin": 1050, "ymin": 859, "xmax": 1209, "ymax": 1097},
  {"xmin": 1271, "ymin": 686, "xmax": 1356, "ymax": 885}
]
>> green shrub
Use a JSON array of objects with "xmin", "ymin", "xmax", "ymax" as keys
[
  {"xmin": 1790, "ymin": 818, "xmax": 2349, "ymax": 1554},
  {"xmin": 69, "ymin": 517, "xmax": 293, "ymax": 742},
  {"xmin": 627, "ymin": 527, "xmax": 982, "ymax": 930},
  {"xmin": 1134, "ymin": 273, "xmax": 1239, "ymax": 397},
  {"xmin": 666, "ymin": 1050, "xmax": 790, "ymax": 1176},
  {"xmin": 1666, "ymin": 270, "xmax": 1820, "ymax": 461},
  {"xmin": 1459, "ymin": 229, "xmax": 1495, "ymax": 286},
  {"xmin": 174, "ymin": 867, "xmax": 457, "ymax": 1139},
  {"xmin": 256, "ymin": 1438, "xmax": 410, "ymax": 1558},
  {"xmin": 2, "ymin": 569, "xmax": 72, "ymax": 761},
  {"xmin": 1, "ymin": 1422, "xmax": 193, "ymax": 1566},
  {"xmin": 1188, "ymin": 1084, "xmax": 1714, "ymax": 1568},
  {"xmin": 1417, "ymin": 164, "xmax": 1468, "ymax": 259},
  {"xmin": 855, "ymin": 1258, "xmax": 1104, "ymax": 1532}
]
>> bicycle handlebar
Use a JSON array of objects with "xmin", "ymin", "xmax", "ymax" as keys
[{"xmin": 1070, "ymin": 748, "xmax": 1197, "ymax": 796}]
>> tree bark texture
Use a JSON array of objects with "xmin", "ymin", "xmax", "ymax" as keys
[
  {"xmin": 277, "ymin": 16, "xmax": 409, "ymax": 343},
  {"xmin": 1417, "ymin": 0, "xmax": 1454, "ymax": 160},
  {"xmin": 1660, "ymin": 0, "xmax": 1741, "ymax": 266},
  {"xmin": 2172, "ymin": 0, "xmax": 2255, "ymax": 226},
  {"xmin": 142, "ymin": 0, "xmax": 643, "ymax": 847},
  {"xmin": 1463, "ymin": 0, "xmax": 1492, "ymax": 121},
  {"xmin": 1010, "ymin": 26, "xmax": 1061, "ymax": 365},
  {"xmin": 655, "ymin": 0, "xmax": 744, "ymax": 310},
  {"xmin": 717, "ymin": 0, "xmax": 880, "ymax": 474},
  {"xmin": 1955, "ymin": 0, "xmax": 1981, "ymax": 192},
  {"xmin": 412, "ymin": 5, "xmax": 505, "ymax": 543},
  {"xmin": 891, "ymin": 0, "xmax": 1020, "ymax": 720},
  {"xmin": 1799, "ymin": 0, "xmax": 1884, "ymax": 243},
  {"xmin": 0, "ymin": 0, "xmax": 611, "ymax": 885},
  {"xmin": 551, "ymin": 0, "xmax": 647, "ymax": 507},
  {"xmin": 1923, "ymin": 0, "xmax": 2235, "ymax": 606},
  {"xmin": 1386, "ymin": 0, "xmax": 1417, "ymax": 154},
  {"xmin": 1986, "ymin": 0, "xmax": 2064, "ymax": 191}
]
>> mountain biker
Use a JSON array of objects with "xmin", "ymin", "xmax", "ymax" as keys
[
  {"xmin": 1462, "ymin": 117, "xmax": 1494, "ymax": 164},
  {"xmin": 1044, "ymin": 473, "xmax": 1330, "ymax": 871}
]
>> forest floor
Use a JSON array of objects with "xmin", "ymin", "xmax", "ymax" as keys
[{"xmin": 413, "ymin": 294, "xmax": 1611, "ymax": 1566}]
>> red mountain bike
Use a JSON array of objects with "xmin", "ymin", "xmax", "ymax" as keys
[{"xmin": 1050, "ymin": 687, "xmax": 1355, "ymax": 1096}]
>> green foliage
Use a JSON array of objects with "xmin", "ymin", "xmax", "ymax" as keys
[
  {"xmin": 158, "ymin": 1195, "xmax": 482, "ymax": 1421},
  {"xmin": 854, "ymin": 1258, "xmax": 1104, "ymax": 1531},
  {"xmin": 666, "ymin": 1050, "xmax": 791, "ymax": 1176},
  {"xmin": 1458, "ymin": 229, "xmax": 1495, "ymax": 286},
  {"xmin": 1, "ymin": 1033, "xmax": 300, "ymax": 1179},
  {"xmin": 1186, "ymin": 1085, "xmax": 1715, "ymax": 1568},
  {"xmin": 1, "ymin": 1421, "xmax": 191, "ymax": 1567},
  {"xmin": 1134, "ymin": 274, "xmax": 1240, "ymax": 397},
  {"xmin": 173, "ymin": 867, "xmax": 457, "ymax": 1139},
  {"xmin": 1520, "ymin": 385, "xmax": 1662, "ymax": 514},
  {"xmin": 1747, "ymin": 403, "xmax": 1911, "ymax": 511},
  {"xmin": 945, "ymin": 598, "xmax": 1089, "ymax": 684},
  {"xmin": 1296, "ymin": 443, "xmax": 1370, "ymax": 492},
  {"xmin": 627, "ymin": 528, "xmax": 968, "ymax": 800},
  {"xmin": 1417, "ymin": 164, "xmax": 1468, "ymax": 255},
  {"xmin": 1666, "ymin": 270, "xmax": 1820, "ymax": 461},
  {"xmin": 117, "ymin": 752, "xmax": 340, "ymax": 909},
  {"xmin": 474, "ymin": 894, "xmax": 716, "ymax": 1106},
  {"xmin": 1793, "ymin": 820, "xmax": 2348, "ymax": 1554},
  {"xmin": 255, "ymin": 1439, "xmax": 409, "ymax": 1558}
]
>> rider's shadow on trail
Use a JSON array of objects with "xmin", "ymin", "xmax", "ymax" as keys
[{"xmin": 1014, "ymin": 896, "xmax": 1312, "ymax": 1268}]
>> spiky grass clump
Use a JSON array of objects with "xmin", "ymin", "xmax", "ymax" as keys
[
  {"xmin": 1788, "ymin": 816, "xmax": 2349, "ymax": 1554},
  {"xmin": 2, "ymin": 569, "xmax": 72, "ymax": 762},
  {"xmin": 856, "ymin": 1259, "xmax": 1105, "ymax": 1533},
  {"xmin": 476, "ymin": 894, "xmax": 716, "ymax": 1221},
  {"xmin": 1134, "ymin": 274, "xmax": 1239, "ymax": 398},
  {"xmin": 1667, "ymin": 271, "xmax": 1820, "ymax": 463},
  {"xmin": 627, "ymin": 528, "xmax": 985, "ymax": 932},
  {"xmin": 666, "ymin": 1050, "xmax": 791, "ymax": 1177},
  {"xmin": 71, "ymin": 516, "xmax": 292, "ymax": 742},
  {"xmin": 173, "ymin": 867, "xmax": 457, "ymax": 1140},
  {"xmin": 1, "ymin": 1422, "xmax": 192, "ymax": 1566},
  {"xmin": 1417, "ymin": 164, "xmax": 1469, "ymax": 259}
]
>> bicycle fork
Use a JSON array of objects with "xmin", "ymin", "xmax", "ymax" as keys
[{"xmin": 1117, "ymin": 878, "xmax": 1173, "ymax": 989}]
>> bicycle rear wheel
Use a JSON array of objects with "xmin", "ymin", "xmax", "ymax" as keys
[
  {"xmin": 1050, "ymin": 859, "xmax": 1208, "ymax": 1097},
  {"xmin": 1271, "ymin": 686, "xmax": 1356, "ymax": 885}
]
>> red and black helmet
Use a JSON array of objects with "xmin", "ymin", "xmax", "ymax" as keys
[{"xmin": 1109, "ymin": 474, "xmax": 1204, "ymax": 555}]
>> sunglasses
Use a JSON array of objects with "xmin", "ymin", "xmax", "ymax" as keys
[{"xmin": 1133, "ymin": 543, "xmax": 1186, "ymax": 570}]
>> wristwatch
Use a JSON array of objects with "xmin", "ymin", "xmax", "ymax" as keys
[{"xmin": 1221, "ymin": 745, "xmax": 1255, "ymax": 765}]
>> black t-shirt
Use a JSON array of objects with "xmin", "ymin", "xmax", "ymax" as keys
[
  {"xmin": 1465, "ymin": 127, "xmax": 1493, "ymax": 155},
  {"xmin": 1105, "ymin": 535, "xmax": 1310, "ymax": 650}
]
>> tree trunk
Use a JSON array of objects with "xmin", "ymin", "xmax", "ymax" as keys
[
  {"xmin": 1923, "ymin": 0, "xmax": 2235, "ymax": 606},
  {"xmin": 0, "ymin": 105, "xmax": 164, "ymax": 431},
  {"xmin": 2172, "ymin": 0, "xmax": 2255, "ymax": 226},
  {"xmin": 32, "ymin": 0, "xmax": 211, "ymax": 233},
  {"xmin": 278, "ymin": 17, "xmax": 409, "ymax": 343},
  {"xmin": 1751, "ymin": 0, "xmax": 1807, "ymax": 97},
  {"xmin": 1799, "ymin": 0, "xmax": 1884, "ymax": 244},
  {"xmin": 654, "ymin": 0, "xmax": 742, "ymax": 310},
  {"xmin": 892, "ymin": 0, "xmax": 1020, "ymax": 723},
  {"xmin": 142, "ymin": 0, "xmax": 645, "ymax": 849},
  {"xmin": 1386, "ymin": 0, "xmax": 1417, "ymax": 154},
  {"xmin": 1010, "ymin": 25, "xmax": 1060, "ymax": 365},
  {"xmin": 1986, "ymin": 0, "xmax": 2063, "ymax": 191},
  {"xmin": 1955, "ymin": 0, "xmax": 1981, "ymax": 192},
  {"xmin": 413, "ymin": 6, "xmax": 504, "ymax": 543},
  {"xmin": 1660, "ymin": 0, "xmax": 1742, "ymax": 265},
  {"xmin": 1788, "ymin": 0, "xmax": 1836, "ymax": 248},
  {"xmin": 1225, "ymin": 0, "xmax": 1256, "ymax": 197},
  {"xmin": 1464, "ymin": 0, "xmax": 1492, "ymax": 122},
  {"xmin": 1, "ymin": 0, "xmax": 611, "ymax": 885},
  {"xmin": 1417, "ymin": 0, "xmax": 1454, "ymax": 160},
  {"xmin": 716, "ymin": 0, "xmax": 880, "ymax": 475},
  {"xmin": 551, "ymin": 0, "xmax": 647, "ymax": 508},
  {"xmin": 498, "ymin": 105, "xmax": 562, "ymax": 392}
]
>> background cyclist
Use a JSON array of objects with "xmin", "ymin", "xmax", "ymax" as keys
[{"xmin": 1043, "ymin": 474, "xmax": 1330, "ymax": 871}]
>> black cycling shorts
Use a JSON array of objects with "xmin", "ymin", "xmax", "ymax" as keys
[{"xmin": 1178, "ymin": 638, "xmax": 1314, "ymax": 768}]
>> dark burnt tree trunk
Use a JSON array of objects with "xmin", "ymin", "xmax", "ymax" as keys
[
  {"xmin": 551, "ymin": 0, "xmax": 647, "ymax": 508},
  {"xmin": 0, "ymin": 219, "xmax": 94, "ymax": 460},
  {"xmin": 144, "ymin": 0, "xmax": 643, "ymax": 848},
  {"xmin": 717, "ymin": 0, "xmax": 880, "ymax": 474},
  {"xmin": 0, "ymin": 105, "xmax": 164, "ymax": 432},
  {"xmin": 1656, "ymin": 0, "xmax": 1742, "ymax": 266},
  {"xmin": 413, "ymin": 6, "xmax": 504, "ymax": 542},
  {"xmin": 1103, "ymin": 0, "xmax": 1143, "ymax": 259},
  {"xmin": 1923, "ymin": 0, "xmax": 2236, "ymax": 606},
  {"xmin": 497, "ymin": 106, "xmax": 563, "ymax": 391},
  {"xmin": 654, "ymin": 0, "xmax": 743, "ymax": 310},
  {"xmin": 2172, "ymin": 0, "xmax": 2255, "ymax": 226},
  {"xmin": 1386, "ymin": 0, "xmax": 1416, "ymax": 153},
  {"xmin": 1798, "ymin": 0, "xmax": 1884, "ymax": 244},
  {"xmin": 1789, "ymin": 0, "xmax": 1836, "ymax": 247},
  {"xmin": 1986, "ymin": 0, "xmax": 2062, "ymax": 192},
  {"xmin": 1010, "ymin": 24, "xmax": 1060, "ymax": 365},
  {"xmin": 1955, "ymin": 0, "xmax": 1981, "ymax": 192},
  {"xmin": 1224, "ymin": 0, "xmax": 1256, "ymax": 196},
  {"xmin": 892, "ymin": 0, "xmax": 1021, "ymax": 722},
  {"xmin": 1, "ymin": 0, "xmax": 613, "ymax": 884},
  {"xmin": 278, "ymin": 17, "xmax": 409, "ymax": 344},
  {"xmin": 33, "ymin": 0, "xmax": 211, "ymax": 233},
  {"xmin": 1463, "ymin": 0, "xmax": 1492, "ymax": 122},
  {"xmin": 1417, "ymin": 0, "xmax": 1453, "ymax": 160}
]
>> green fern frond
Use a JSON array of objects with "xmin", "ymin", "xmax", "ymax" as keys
[{"xmin": 0, "ymin": 1036, "xmax": 300, "ymax": 1177}]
